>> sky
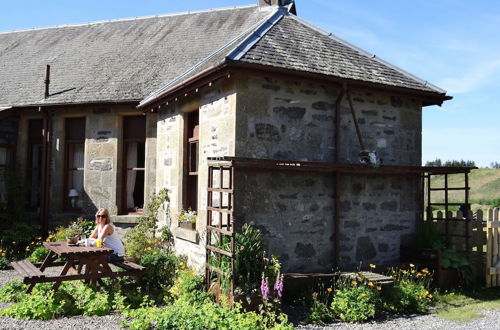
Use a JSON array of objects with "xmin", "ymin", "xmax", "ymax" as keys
[{"xmin": 1, "ymin": 0, "xmax": 498, "ymax": 167}]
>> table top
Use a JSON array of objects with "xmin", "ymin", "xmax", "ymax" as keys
[{"xmin": 43, "ymin": 241, "xmax": 114, "ymax": 257}]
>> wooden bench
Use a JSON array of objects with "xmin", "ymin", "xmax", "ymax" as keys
[
  {"xmin": 11, "ymin": 261, "xmax": 46, "ymax": 283},
  {"xmin": 111, "ymin": 260, "xmax": 145, "ymax": 272}
]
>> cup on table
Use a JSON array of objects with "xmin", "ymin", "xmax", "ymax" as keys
[{"xmin": 96, "ymin": 239, "xmax": 103, "ymax": 248}]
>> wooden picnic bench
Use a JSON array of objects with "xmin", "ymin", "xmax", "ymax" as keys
[{"xmin": 11, "ymin": 241, "xmax": 144, "ymax": 293}]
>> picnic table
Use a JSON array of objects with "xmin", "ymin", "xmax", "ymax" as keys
[{"xmin": 11, "ymin": 241, "xmax": 144, "ymax": 293}]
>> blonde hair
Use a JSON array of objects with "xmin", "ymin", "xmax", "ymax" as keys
[{"xmin": 95, "ymin": 208, "xmax": 111, "ymax": 225}]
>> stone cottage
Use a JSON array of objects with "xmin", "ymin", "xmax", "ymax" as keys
[{"xmin": 0, "ymin": 0, "xmax": 452, "ymax": 271}]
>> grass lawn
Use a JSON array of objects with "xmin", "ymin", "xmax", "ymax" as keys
[{"xmin": 435, "ymin": 287, "xmax": 500, "ymax": 322}]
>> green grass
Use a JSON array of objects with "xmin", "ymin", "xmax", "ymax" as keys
[
  {"xmin": 435, "ymin": 287, "xmax": 500, "ymax": 322},
  {"xmin": 429, "ymin": 169, "xmax": 500, "ymax": 209}
]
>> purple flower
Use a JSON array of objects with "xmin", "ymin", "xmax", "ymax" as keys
[
  {"xmin": 274, "ymin": 274, "xmax": 284, "ymax": 298},
  {"xmin": 261, "ymin": 275, "xmax": 270, "ymax": 299}
]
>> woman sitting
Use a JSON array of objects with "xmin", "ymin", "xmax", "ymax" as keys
[{"xmin": 90, "ymin": 208, "xmax": 125, "ymax": 262}]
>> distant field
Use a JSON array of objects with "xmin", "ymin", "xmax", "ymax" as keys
[{"xmin": 429, "ymin": 169, "xmax": 500, "ymax": 210}]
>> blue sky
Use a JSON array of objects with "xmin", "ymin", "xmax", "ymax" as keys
[{"xmin": 1, "ymin": 0, "xmax": 498, "ymax": 167}]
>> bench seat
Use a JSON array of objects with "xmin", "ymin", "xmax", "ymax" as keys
[
  {"xmin": 11, "ymin": 261, "xmax": 45, "ymax": 282},
  {"xmin": 111, "ymin": 260, "xmax": 145, "ymax": 272}
]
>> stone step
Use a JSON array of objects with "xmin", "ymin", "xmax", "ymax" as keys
[{"xmin": 111, "ymin": 215, "xmax": 142, "ymax": 224}]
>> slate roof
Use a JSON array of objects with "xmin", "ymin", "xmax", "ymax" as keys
[
  {"xmin": 0, "ymin": 5, "xmax": 274, "ymax": 108},
  {"xmin": 141, "ymin": 10, "xmax": 448, "ymax": 107},
  {"xmin": 0, "ymin": 4, "xmax": 449, "ymax": 110}
]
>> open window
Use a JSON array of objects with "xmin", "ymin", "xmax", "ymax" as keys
[
  {"xmin": 27, "ymin": 119, "xmax": 43, "ymax": 211},
  {"xmin": 122, "ymin": 116, "xmax": 146, "ymax": 214},
  {"xmin": 64, "ymin": 118, "xmax": 85, "ymax": 210},
  {"xmin": 183, "ymin": 110, "xmax": 199, "ymax": 214}
]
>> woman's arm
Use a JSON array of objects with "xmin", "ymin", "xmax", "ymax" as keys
[
  {"xmin": 90, "ymin": 226, "xmax": 99, "ymax": 239},
  {"xmin": 97, "ymin": 225, "xmax": 114, "ymax": 240}
]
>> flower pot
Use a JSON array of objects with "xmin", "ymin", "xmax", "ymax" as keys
[
  {"xmin": 179, "ymin": 222, "xmax": 195, "ymax": 230},
  {"xmin": 67, "ymin": 236, "xmax": 78, "ymax": 245}
]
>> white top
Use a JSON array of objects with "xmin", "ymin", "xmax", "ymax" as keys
[{"xmin": 98, "ymin": 225, "xmax": 125, "ymax": 257}]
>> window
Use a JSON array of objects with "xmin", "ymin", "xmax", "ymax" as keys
[
  {"xmin": 27, "ymin": 119, "xmax": 43, "ymax": 211},
  {"xmin": 183, "ymin": 110, "xmax": 199, "ymax": 213},
  {"xmin": 123, "ymin": 116, "xmax": 146, "ymax": 214},
  {"xmin": 64, "ymin": 118, "xmax": 85, "ymax": 210},
  {"xmin": 0, "ymin": 145, "xmax": 13, "ymax": 203}
]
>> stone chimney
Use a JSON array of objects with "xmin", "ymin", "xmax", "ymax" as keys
[
  {"xmin": 259, "ymin": 0, "xmax": 281, "ymax": 6},
  {"xmin": 259, "ymin": 0, "xmax": 296, "ymax": 14}
]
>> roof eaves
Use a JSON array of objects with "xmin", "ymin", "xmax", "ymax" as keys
[
  {"xmin": 226, "ymin": 8, "xmax": 287, "ymax": 61},
  {"xmin": 288, "ymin": 15, "xmax": 448, "ymax": 95},
  {"xmin": 139, "ymin": 7, "xmax": 284, "ymax": 108},
  {"xmin": 0, "ymin": 106, "xmax": 12, "ymax": 111}
]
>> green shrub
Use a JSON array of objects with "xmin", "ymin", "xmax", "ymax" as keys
[
  {"xmin": 123, "ymin": 298, "xmax": 293, "ymax": 330},
  {"xmin": 383, "ymin": 266, "xmax": 434, "ymax": 314},
  {"xmin": 137, "ymin": 250, "xmax": 180, "ymax": 300},
  {"xmin": 125, "ymin": 188, "xmax": 171, "ymax": 259},
  {"xmin": 0, "ymin": 284, "xmax": 64, "ymax": 320},
  {"xmin": 169, "ymin": 267, "xmax": 212, "ymax": 305},
  {"xmin": 0, "ymin": 255, "xmax": 9, "ymax": 270},
  {"xmin": 0, "ymin": 280, "xmax": 125, "ymax": 320},
  {"xmin": 27, "ymin": 246, "xmax": 49, "ymax": 263},
  {"xmin": 0, "ymin": 280, "xmax": 27, "ymax": 302},
  {"xmin": 330, "ymin": 281, "xmax": 379, "ymax": 323}
]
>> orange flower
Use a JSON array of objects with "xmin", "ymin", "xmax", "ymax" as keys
[
  {"xmin": 327, "ymin": 287, "xmax": 332, "ymax": 292},
  {"xmin": 351, "ymin": 280, "xmax": 358, "ymax": 285},
  {"xmin": 369, "ymin": 264, "xmax": 376, "ymax": 269},
  {"xmin": 376, "ymin": 286, "xmax": 382, "ymax": 291}
]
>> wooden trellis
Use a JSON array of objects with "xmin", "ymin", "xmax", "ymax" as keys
[{"xmin": 205, "ymin": 163, "xmax": 236, "ymax": 298}]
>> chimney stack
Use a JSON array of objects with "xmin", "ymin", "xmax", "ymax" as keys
[
  {"xmin": 259, "ymin": 0, "xmax": 296, "ymax": 14},
  {"xmin": 259, "ymin": 0, "xmax": 281, "ymax": 6}
]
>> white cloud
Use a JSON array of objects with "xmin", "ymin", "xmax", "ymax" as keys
[{"xmin": 438, "ymin": 59, "xmax": 500, "ymax": 94}]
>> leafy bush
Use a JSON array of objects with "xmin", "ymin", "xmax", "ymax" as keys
[
  {"xmin": 330, "ymin": 281, "xmax": 379, "ymax": 323},
  {"xmin": 169, "ymin": 266, "xmax": 212, "ymax": 305},
  {"xmin": 0, "ymin": 255, "xmax": 9, "ymax": 270},
  {"xmin": 0, "ymin": 280, "xmax": 125, "ymax": 320},
  {"xmin": 125, "ymin": 188, "xmax": 171, "ymax": 259},
  {"xmin": 137, "ymin": 250, "xmax": 181, "ymax": 300},
  {"xmin": 123, "ymin": 297, "xmax": 293, "ymax": 330},
  {"xmin": 0, "ymin": 222, "xmax": 39, "ymax": 260},
  {"xmin": 383, "ymin": 265, "xmax": 434, "ymax": 314},
  {"xmin": 27, "ymin": 246, "xmax": 49, "ymax": 263}
]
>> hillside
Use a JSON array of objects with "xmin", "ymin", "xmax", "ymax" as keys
[{"xmin": 430, "ymin": 168, "xmax": 500, "ymax": 209}]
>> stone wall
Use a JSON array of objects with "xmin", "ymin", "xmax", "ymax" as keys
[
  {"xmin": 15, "ymin": 105, "xmax": 152, "ymax": 227},
  {"xmin": 234, "ymin": 73, "xmax": 423, "ymax": 270},
  {"xmin": 155, "ymin": 77, "xmax": 236, "ymax": 270}
]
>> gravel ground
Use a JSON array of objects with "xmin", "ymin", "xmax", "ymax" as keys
[{"xmin": 1, "ymin": 269, "xmax": 500, "ymax": 329}]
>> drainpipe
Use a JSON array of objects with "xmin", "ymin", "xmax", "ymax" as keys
[
  {"xmin": 39, "ymin": 65, "xmax": 52, "ymax": 237},
  {"xmin": 333, "ymin": 84, "xmax": 346, "ymax": 266},
  {"xmin": 39, "ymin": 107, "xmax": 51, "ymax": 238}
]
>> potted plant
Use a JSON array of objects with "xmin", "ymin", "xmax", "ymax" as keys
[{"xmin": 178, "ymin": 209, "xmax": 196, "ymax": 230}]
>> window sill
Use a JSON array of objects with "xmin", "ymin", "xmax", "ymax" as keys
[{"xmin": 174, "ymin": 227, "xmax": 198, "ymax": 244}]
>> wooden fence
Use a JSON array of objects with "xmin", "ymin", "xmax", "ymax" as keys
[{"xmin": 430, "ymin": 208, "xmax": 500, "ymax": 286}]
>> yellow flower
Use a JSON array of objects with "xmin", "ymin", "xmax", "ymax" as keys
[
  {"xmin": 351, "ymin": 280, "xmax": 358, "ymax": 285},
  {"xmin": 327, "ymin": 287, "xmax": 332, "ymax": 292},
  {"xmin": 147, "ymin": 247, "xmax": 152, "ymax": 251},
  {"xmin": 428, "ymin": 294, "xmax": 433, "ymax": 298},
  {"xmin": 360, "ymin": 293, "xmax": 366, "ymax": 297},
  {"xmin": 376, "ymin": 286, "xmax": 382, "ymax": 291},
  {"xmin": 409, "ymin": 263, "xmax": 415, "ymax": 268},
  {"xmin": 312, "ymin": 292, "xmax": 318, "ymax": 297},
  {"xmin": 449, "ymin": 292, "xmax": 455, "ymax": 296},
  {"xmin": 367, "ymin": 282, "xmax": 374, "ymax": 287},
  {"xmin": 25, "ymin": 247, "xmax": 30, "ymax": 251},
  {"xmin": 401, "ymin": 270, "xmax": 407, "ymax": 274},
  {"xmin": 411, "ymin": 270, "xmax": 415, "ymax": 274},
  {"xmin": 1, "ymin": 253, "xmax": 5, "ymax": 257},
  {"xmin": 369, "ymin": 264, "xmax": 376, "ymax": 269},
  {"xmin": 417, "ymin": 272, "xmax": 423, "ymax": 277},
  {"xmin": 422, "ymin": 268, "xmax": 429, "ymax": 274}
]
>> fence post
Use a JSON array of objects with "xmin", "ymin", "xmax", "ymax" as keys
[
  {"xmin": 475, "ymin": 209, "xmax": 484, "ymax": 280},
  {"xmin": 486, "ymin": 212, "xmax": 492, "ymax": 288}
]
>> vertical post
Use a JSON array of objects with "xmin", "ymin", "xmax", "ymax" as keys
[
  {"xmin": 206, "ymin": 166, "xmax": 213, "ymax": 292},
  {"xmin": 230, "ymin": 166, "xmax": 235, "ymax": 301},
  {"xmin": 486, "ymin": 217, "xmax": 492, "ymax": 287},
  {"xmin": 44, "ymin": 65, "xmax": 50, "ymax": 99},
  {"xmin": 444, "ymin": 173, "xmax": 450, "ymax": 247},
  {"xmin": 334, "ymin": 171, "xmax": 340, "ymax": 266},
  {"xmin": 426, "ymin": 174, "xmax": 432, "ymax": 222},
  {"xmin": 475, "ymin": 209, "xmax": 484, "ymax": 280}
]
